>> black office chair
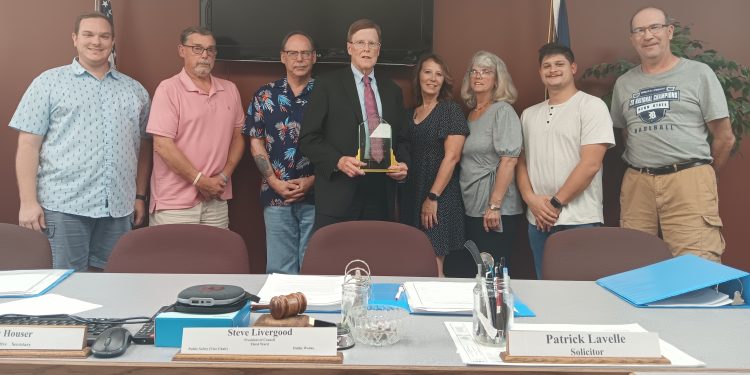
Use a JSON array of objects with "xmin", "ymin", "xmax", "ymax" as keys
[{"xmin": 542, "ymin": 227, "xmax": 673, "ymax": 280}]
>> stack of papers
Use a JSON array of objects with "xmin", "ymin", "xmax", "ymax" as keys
[
  {"xmin": 403, "ymin": 281, "xmax": 536, "ymax": 317},
  {"xmin": 0, "ymin": 269, "xmax": 73, "ymax": 298},
  {"xmin": 257, "ymin": 274, "xmax": 344, "ymax": 311},
  {"xmin": 403, "ymin": 281, "xmax": 474, "ymax": 314},
  {"xmin": 646, "ymin": 288, "xmax": 732, "ymax": 307},
  {"xmin": 0, "ymin": 294, "xmax": 101, "ymax": 315}
]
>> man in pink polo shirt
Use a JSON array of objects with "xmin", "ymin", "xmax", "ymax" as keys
[{"xmin": 147, "ymin": 26, "xmax": 245, "ymax": 228}]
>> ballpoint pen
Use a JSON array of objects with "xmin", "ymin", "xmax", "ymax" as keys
[
  {"xmin": 394, "ymin": 284, "xmax": 405, "ymax": 301},
  {"xmin": 488, "ymin": 267, "xmax": 497, "ymax": 328},
  {"xmin": 494, "ymin": 263, "xmax": 502, "ymax": 330}
]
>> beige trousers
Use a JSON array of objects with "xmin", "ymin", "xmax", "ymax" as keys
[
  {"xmin": 620, "ymin": 165, "xmax": 724, "ymax": 262},
  {"xmin": 149, "ymin": 199, "xmax": 229, "ymax": 229}
]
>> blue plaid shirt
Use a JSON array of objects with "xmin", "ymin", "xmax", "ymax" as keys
[
  {"xmin": 243, "ymin": 77, "xmax": 315, "ymax": 207},
  {"xmin": 9, "ymin": 59, "xmax": 150, "ymax": 218}
]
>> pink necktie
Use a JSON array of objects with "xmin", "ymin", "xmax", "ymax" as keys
[{"xmin": 363, "ymin": 76, "xmax": 384, "ymax": 163}]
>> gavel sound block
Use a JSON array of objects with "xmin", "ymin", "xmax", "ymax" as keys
[{"xmin": 251, "ymin": 292, "xmax": 312, "ymax": 327}]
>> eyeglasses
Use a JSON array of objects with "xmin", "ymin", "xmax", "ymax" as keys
[
  {"xmin": 630, "ymin": 24, "xmax": 670, "ymax": 37},
  {"xmin": 283, "ymin": 50, "xmax": 315, "ymax": 59},
  {"xmin": 349, "ymin": 40, "xmax": 381, "ymax": 50},
  {"xmin": 469, "ymin": 68, "xmax": 494, "ymax": 78},
  {"xmin": 182, "ymin": 44, "xmax": 218, "ymax": 56}
]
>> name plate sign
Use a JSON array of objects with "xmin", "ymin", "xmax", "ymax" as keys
[
  {"xmin": 180, "ymin": 327, "xmax": 337, "ymax": 356},
  {"xmin": 0, "ymin": 325, "xmax": 86, "ymax": 350},
  {"xmin": 507, "ymin": 330, "xmax": 661, "ymax": 358}
]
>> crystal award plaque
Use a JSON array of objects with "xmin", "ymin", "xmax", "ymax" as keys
[{"xmin": 356, "ymin": 118, "xmax": 397, "ymax": 172}]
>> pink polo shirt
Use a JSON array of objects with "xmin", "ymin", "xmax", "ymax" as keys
[{"xmin": 147, "ymin": 69, "xmax": 244, "ymax": 212}]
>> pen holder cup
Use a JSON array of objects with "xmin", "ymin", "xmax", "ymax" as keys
[
  {"xmin": 349, "ymin": 304, "xmax": 409, "ymax": 346},
  {"xmin": 472, "ymin": 277, "xmax": 512, "ymax": 347}
]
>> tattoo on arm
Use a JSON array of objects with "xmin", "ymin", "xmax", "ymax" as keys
[{"xmin": 253, "ymin": 155, "xmax": 274, "ymax": 178}]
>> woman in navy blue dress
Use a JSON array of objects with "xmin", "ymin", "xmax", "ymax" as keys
[{"xmin": 400, "ymin": 53, "xmax": 469, "ymax": 276}]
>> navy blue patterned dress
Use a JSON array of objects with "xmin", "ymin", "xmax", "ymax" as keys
[{"xmin": 400, "ymin": 100, "xmax": 469, "ymax": 256}]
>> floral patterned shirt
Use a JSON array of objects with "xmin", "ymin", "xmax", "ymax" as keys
[{"xmin": 243, "ymin": 77, "xmax": 315, "ymax": 207}]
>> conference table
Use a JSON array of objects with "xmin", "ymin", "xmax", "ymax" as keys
[{"xmin": 0, "ymin": 273, "xmax": 747, "ymax": 374}]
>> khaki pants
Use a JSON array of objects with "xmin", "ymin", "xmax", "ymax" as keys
[
  {"xmin": 149, "ymin": 199, "xmax": 229, "ymax": 229},
  {"xmin": 620, "ymin": 165, "xmax": 724, "ymax": 262}
]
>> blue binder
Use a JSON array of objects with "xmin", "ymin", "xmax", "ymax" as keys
[{"xmin": 596, "ymin": 254, "xmax": 749, "ymax": 308}]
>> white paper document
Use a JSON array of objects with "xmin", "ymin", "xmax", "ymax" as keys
[
  {"xmin": 0, "ymin": 294, "xmax": 101, "ymax": 315},
  {"xmin": 647, "ymin": 287, "xmax": 732, "ymax": 307},
  {"xmin": 444, "ymin": 322, "xmax": 704, "ymax": 368},
  {"xmin": 0, "ymin": 269, "xmax": 71, "ymax": 297},
  {"xmin": 403, "ymin": 281, "xmax": 473, "ymax": 313},
  {"xmin": 257, "ymin": 274, "xmax": 344, "ymax": 308}
]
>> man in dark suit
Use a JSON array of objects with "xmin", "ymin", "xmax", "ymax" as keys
[{"xmin": 300, "ymin": 19, "xmax": 408, "ymax": 230}]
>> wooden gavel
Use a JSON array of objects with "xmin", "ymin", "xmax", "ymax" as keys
[{"xmin": 251, "ymin": 292, "xmax": 308, "ymax": 319}]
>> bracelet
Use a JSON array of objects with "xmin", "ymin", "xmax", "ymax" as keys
[
  {"xmin": 219, "ymin": 172, "xmax": 228, "ymax": 183},
  {"xmin": 135, "ymin": 194, "xmax": 148, "ymax": 201},
  {"xmin": 192, "ymin": 172, "xmax": 203, "ymax": 186}
]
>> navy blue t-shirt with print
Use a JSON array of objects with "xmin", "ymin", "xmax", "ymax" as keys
[{"xmin": 243, "ymin": 78, "xmax": 315, "ymax": 207}]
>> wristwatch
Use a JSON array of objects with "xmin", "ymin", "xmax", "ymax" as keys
[
  {"xmin": 135, "ymin": 194, "xmax": 148, "ymax": 201},
  {"xmin": 427, "ymin": 192, "xmax": 439, "ymax": 201},
  {"xmin": 550, "ymin": 196, "xmax": 564, "ymax": 210},
  {"xmin": 488, "ymin": 203, "xmax": 501, "ymax": 211}
]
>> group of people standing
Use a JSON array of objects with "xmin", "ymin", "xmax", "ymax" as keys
[
  {"xmin": 403, "ymin": 44, "xmax": 614, "ymax": 278},
  {"xmin": 10, "ymin": 7, "xmax": 733, "ymax": 278}
]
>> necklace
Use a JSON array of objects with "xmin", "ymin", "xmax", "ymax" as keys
[{"xmin": 474, "ymin": 101, "xmax": 491, "ymax": 112}]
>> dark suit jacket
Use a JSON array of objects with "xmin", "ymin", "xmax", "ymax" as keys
[{"xmin": 300, "ymin": 66, "xmax": 408, "ymax": 218}]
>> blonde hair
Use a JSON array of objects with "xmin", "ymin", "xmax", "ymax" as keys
[{"xmin": 460, "ymin": 51, "xmax": 517, "ymax": 108}]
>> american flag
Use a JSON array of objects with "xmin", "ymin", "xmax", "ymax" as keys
[{"xmin": 99, "ymin": 0, "xmax": 116, "ymax": 69}]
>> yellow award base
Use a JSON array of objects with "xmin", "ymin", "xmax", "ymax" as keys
[{"xmin": 356, "ymin": 148, "xmax": 398, "ymax": 173}]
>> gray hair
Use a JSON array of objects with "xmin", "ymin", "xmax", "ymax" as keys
[
  {"xmin": 281, "ymin": 30, "xmax": 315, "ymax": 51},
  {"xmin": 460, "ymin": 51, "xmax": 517, "ymax": 108},
  {"xmin": 180, "ymin": 26, "xmax": 214, "ymax": 45}
]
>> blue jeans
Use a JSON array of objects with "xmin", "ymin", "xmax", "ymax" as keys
[
  {"xmin": 528, "ymin": 222, "xmax": 601, "ymax": 279},
  {"xmin": 264, "ymin": 203, "xmax": 315, "ymax": 274},
  {"xmin": 43, "ymin": 208, "xmax": 133, "ymax": 271}
]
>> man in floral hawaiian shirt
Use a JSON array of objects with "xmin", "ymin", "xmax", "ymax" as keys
[{"xmin": 244, "ymin": 31, "xmax": 317, "ymax": 274}]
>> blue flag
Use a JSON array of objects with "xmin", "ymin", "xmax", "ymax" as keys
[{"xmin": 556, "ymin": 0, "xmax": 570, "ymax": 48}]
